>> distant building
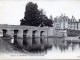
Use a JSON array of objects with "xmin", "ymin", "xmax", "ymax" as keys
[{"xmin": 53, "ymin": 14, "xmax": 80, "ymax": 30}]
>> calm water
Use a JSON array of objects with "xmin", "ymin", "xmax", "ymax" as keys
[{"xmin": 10, "ymin": 37, "xmax": 80, "ymax": 53}]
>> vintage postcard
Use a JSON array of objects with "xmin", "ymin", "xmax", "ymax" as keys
[{"xmin": 0, "ymin": 0, "xmax": 80, "ymax": 59}]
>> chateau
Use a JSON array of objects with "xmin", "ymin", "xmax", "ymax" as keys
[{"xmin": 53, "ymin": 14, "xmax": 80, "ymax": 30}]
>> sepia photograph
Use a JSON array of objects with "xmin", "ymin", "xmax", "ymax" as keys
[{"xmin": 0, "ymin": 0, "xmax": 80, "ymax": 59}]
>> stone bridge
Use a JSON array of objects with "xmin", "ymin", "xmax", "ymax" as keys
[
  {"xmin": 0, "ymin": 24, "xmax": 53, "ymax": 47},
  {"xmin": 0, "ymin": 24, "xmax": 53, "ymax": 37}
]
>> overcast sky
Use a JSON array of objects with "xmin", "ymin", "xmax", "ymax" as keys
[{"xmin": 0, "ymin": 0, "xmax": 80, "ymax": 25}]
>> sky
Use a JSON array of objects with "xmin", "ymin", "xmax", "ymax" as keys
[
  {"xmin": 1, "ymin": 0, "xmax": 80, "ymax": 59},
  {"xmin": 0, "ymin": 0, "xmax": 80, "ymax": 25}
]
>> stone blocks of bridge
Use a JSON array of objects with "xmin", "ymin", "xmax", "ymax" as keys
[{"xmin": 27, "ymin": 30, "xmax": 32, "ymax": 37}]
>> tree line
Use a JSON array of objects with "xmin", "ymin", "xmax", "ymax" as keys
[{"xmin": 20, "ymin": 2, "xmax": 53, "ymax": 27}]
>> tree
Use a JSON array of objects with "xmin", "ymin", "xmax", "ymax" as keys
[
  {"xmin": 20, "ymin": 2, "xmax": 53, "ymax": 27},
  {"xmin": 44, "ymin": 15, "xmax": 53, "ymax": 27}
]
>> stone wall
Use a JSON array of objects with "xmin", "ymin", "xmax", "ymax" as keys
[
  {"xmin": 53, "ymin": 30, "xmax": 67, "ymax": 37},
  {"xmin": 67, "ymin": 30, "xmax": 80, "ymax": 36}
]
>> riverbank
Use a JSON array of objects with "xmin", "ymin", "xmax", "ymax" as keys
[
  {"xmin": 1, "ymin": 35, "xmax": 80, "ymax": 54},
  {"xmin": 0, "ymin": 37, "xmax": 27, "ymax": 54},
  {"xmin": 0, "ymin": 37, "xmax": 48, "ymax": 54}
]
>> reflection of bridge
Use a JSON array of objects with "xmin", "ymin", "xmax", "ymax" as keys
[{"xmin": 0, "ymin": 24, "xmax": 53, "ymax": 47}]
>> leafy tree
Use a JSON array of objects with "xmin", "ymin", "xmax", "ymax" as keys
[
  {"xmin": 20, "ymin": 2, "xmax": 53, "ymax": 27},
  {"xmin": 44, "ymin": 15, "xmax": 53, "ymax": 27}
]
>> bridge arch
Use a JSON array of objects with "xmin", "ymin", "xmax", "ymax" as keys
[
  {"xmin": 23, "ymin": 29, "xmax": 28, "ymax": 36},
  {"xmin": 14, "ymin": 29, "xmax": 19, "ymax": 35},
  {"xmin": 40, "ymin": 31, "xmax": 47, "ymax": 37},
  {"xmin": 32, "ymin": 30, "xmax": 40, "ymax": 37},
  {"xmin": 2, "ymin": 29, "xmax": 8, "ymax": 37},
  {"xmin": 32, "ymin": 30, "xmax": 37, "ymax": 37}
]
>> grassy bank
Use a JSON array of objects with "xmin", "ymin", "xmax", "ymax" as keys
[{"xmin": 0, "ymin": 37, "xmax": 26, "ymax": 54}]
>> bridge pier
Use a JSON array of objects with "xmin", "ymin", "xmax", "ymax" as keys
[
  {"xmin": 6, "ymin": 30, "xmax": 13, "ymax": 38},
  {"xmin": 17, "ymin": 30, "xmax": 23, "ymax": 46},
  {"xmin": 6, "ymin": 30, "xmax": 14, "ymax": 43},
  {"xmin": 27, "ymin": 30, "xmax": 32, "ymax": 37},
  {"xmin": 35, "ymin": 31, "xmax": 40, "ymax": 37}
]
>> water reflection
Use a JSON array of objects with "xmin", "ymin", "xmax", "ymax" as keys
[{"xmin": 11, "ymin": 37, "xmax": 80, "ymax": 53}]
